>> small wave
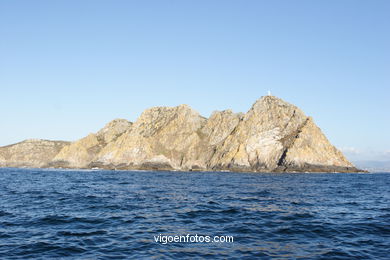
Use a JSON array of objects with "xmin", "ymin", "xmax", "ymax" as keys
[
  {"xmin": 0, "ymin": 210, "xmax": 13, "ymax": 217},
  {"xmin": 279, "ymin": 212, "xmax": 315, "ymax": 221},
  {"xmin": 57, "ymin": 230, "xmax": 107, "ymax": 237},
  {"xmin": 247, "ymin": 190, "xmax": 272, "ymax": 197},
  {"xmin": 219, "ymin": 208, "xmax": 240, "ymax": 214},
  {"xmin": 0, "ymin": 232, "xmax": 12, "ymax": 238},
  {"xmin": 33, "ymin": 215, "xmax": 106, "ymax": 225},
  {"xmin": 7, "ymin": 241, "xmax": 87, "ymax": 258},
  {"xmin": 178, "ymin": 209, "xmax": 215, "ymax": 218}
]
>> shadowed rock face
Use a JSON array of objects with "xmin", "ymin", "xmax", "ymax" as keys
[
  {"xmin": 0, "ymin": 96, "xmax": 362, "ymax": 172},
  {"xmin": 0, "ymin": 139, "xmax": 70, "ymax": 168}
]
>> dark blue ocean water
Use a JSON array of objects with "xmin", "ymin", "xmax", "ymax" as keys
[{"xmin": 0, "ymin": 168, "xmax": 389, "ymax": 259}]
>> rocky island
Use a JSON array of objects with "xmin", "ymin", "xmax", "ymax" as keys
[{"xmin": 0, "ymin": 96, "xmax": 362, "ymax": 172}]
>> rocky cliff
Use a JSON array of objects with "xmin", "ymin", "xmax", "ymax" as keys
[{"xmin": 0, "ymin": 96, "xmax": 362, "ymax": 172}]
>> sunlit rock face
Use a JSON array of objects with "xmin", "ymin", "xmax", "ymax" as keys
[
  {"xmin": 0, "ymin": 96, "xmax": 361, "ymax": 172},
  {"xmin": 90, "ymin": 96, "xmax": 357, "ymax": 172},
  {"xmin": 280, "ymin": 117, "xmax": 355, "ymax": 172},
  {"xmin": 0, "ymin": 139, "xmax": 70, "ymax": 168},
  {"xmin": 208, "ymin": 96, "xmax": 308, "ymax": 171},
  {"xmin": 93, "ymin": 104, "xmax": 208, "ymax": 170},
  {"xmin": 207, "ymin": 96, "xmax": 354, "ymax": 172},
  {"xmin": 50, "ymin": 119, "xmax": 132, "ymax": 168}
]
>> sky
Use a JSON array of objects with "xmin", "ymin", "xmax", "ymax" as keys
[{"xmin": 0, "ymin": 0, "xmax": 389, "ymax": 162}]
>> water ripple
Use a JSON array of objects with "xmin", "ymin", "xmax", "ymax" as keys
[{"xmin": 0, "ymin": 168, "xmax": 389, "ymax": 259}]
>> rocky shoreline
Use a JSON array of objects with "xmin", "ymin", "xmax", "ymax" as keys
[{"xmin": 0, "ymin": 96, "xmax": 365, "ymax": 173}]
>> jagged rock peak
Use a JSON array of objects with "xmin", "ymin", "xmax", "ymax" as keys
[
  {"xmin": 98, "ymin": 119, "xmax": 132, "ymax": 133},
  {"xmin": 201, "ymin": 110, "xmax": 242, "ymax": 146},
  {"xmin": 96, "ymin": 119, "xmax": 132, "ymax": 143},
  {"xmin": 136, "ymin": 104, "xmax": 203, "ymax": 122},
  {"xmin": 253, "ymin": 95, "xmax": 294, "ymax": 106},
  {"xmin": 248, "ymin": 95, "xmax": 304, "ymax": 116},
  {"xmin": 132, "ymin": 104, "xmax": 206, "ymax": 138}
]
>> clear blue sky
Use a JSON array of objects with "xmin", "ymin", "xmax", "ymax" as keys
[{"xmin": 1, "ymin": 0, "xmax": 389, "ymax": 162}]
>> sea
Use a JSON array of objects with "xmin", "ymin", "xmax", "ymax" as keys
[{"xmin": 0, "ymin": 168, "xmax": 389, "ymax": 259}]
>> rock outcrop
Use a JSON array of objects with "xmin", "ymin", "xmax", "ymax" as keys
[
  {"xmin": 0, "ymin": 139, "xmax": 70, "ymax": 168},
  {"xmin": 0, "ymin": 96, "xmax": 362, "ymax": 172},
  {"xmin": 278, "ymin": 117, "xmax": 355, "ymax": 172},
  {"xmin": 93, "ymin": 105, "xmax": 207, "ymax": 170},
  {"xmin": 50, "ymin": 119, "xmax": 132, "ymax": 168}
]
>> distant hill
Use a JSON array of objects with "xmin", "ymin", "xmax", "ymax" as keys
[{"xmin": 353, "ymin": 161, "xmax": 390, "ymax": 173}]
